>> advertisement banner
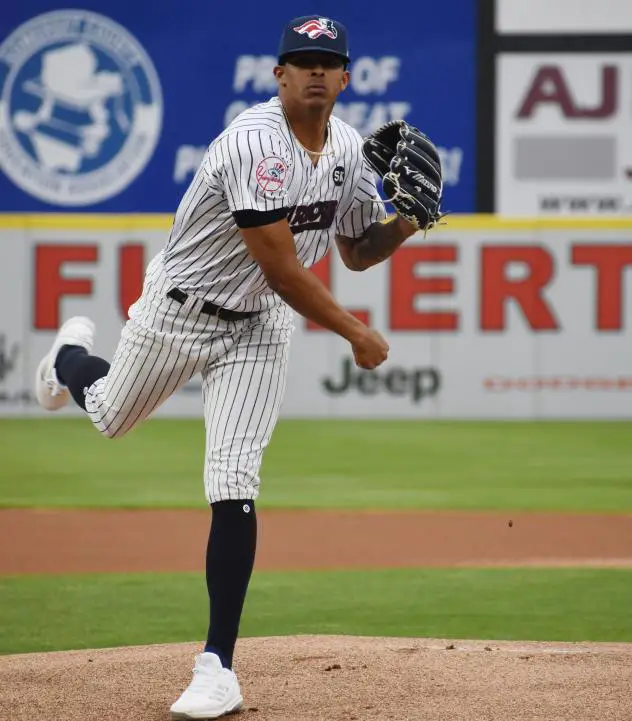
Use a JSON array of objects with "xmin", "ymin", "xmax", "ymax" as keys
[
  {"xmin": 2, "ymin": 215, "xmax": 632, "ymax": 420},
  {"xmin": 0, "ymin": 2, "xmax": 476, "ymax": 214},
  {"xmin": 495, "ymin": 0, "xmax": 632, "ymax": 34},
  {"xmin": 496, "ymin": 53, "xmax": 632, "ymax": 216}
]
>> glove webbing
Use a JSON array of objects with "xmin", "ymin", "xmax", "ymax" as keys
[{"xmin": 368, "ymin": 170, "xmax": 448, "ymax": 237}]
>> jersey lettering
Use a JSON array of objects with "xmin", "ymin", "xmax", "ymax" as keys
[{"xmin": 287, "ymin": 200, "xmax": 339, "ymax": 234}]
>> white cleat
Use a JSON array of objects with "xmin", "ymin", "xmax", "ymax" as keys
[
  {"xmin": 170, "ymin": 652, "xmax": 244, "ymax": 719},
  {"xmin": 34, "ymin": 316, "xmax": 95, "ymax": 411}
]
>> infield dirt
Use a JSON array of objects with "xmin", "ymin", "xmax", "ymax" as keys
[{"xmin": 1, "ymin": 508, "xmax": 631, "ymax": 574}]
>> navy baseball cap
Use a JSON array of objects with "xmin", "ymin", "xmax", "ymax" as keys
[{"xmin": 277, "ymin": 15, "xmax": 350, "ymax": 64}]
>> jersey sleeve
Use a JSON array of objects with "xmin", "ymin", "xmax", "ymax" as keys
[
  {"xmin": 336, "ymin": 158, "xmax": 388, "ymax": 239},
  {"xmin": 204, "ymin": 130, "xmax": 293, "ymax": 228}
]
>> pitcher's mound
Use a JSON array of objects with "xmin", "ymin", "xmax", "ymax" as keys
[{"xmin": 1, "ymin": 635, "xmax": 630, "ymax": 721}]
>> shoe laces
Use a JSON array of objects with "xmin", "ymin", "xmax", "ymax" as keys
[
  {"xmin": 45, "ymin": 367, "xmax": 64, "ymax": 396},
  {"xmin": 46, "ymin": 379, "xmax": 60, "ymax": 396},
  {"xmin": 208, "ymin": 682, "xmax": 233, "ymax": 702},
  {"xmin": 188, "ymin": 661, "xmax": 232, "ymax": 700},
  {"xmin": 41, "ymin": 367, "xmax": 60, "ymax": 396}
]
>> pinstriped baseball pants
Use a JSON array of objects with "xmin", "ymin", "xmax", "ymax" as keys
[{"xmin": 84, "ymin": 252, "xmax": 294, "ymax": 503}]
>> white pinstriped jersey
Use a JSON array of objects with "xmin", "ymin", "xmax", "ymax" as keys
[{"xmin": 162, "ymin": 96, "xmax": 387, "ymax": 312}]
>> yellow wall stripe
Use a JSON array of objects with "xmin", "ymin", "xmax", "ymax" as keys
[
  {"xmin": 0, "ymin": 214, "xmax": 174, "ymax": 231},
  {"xmin": 0, "ymin": 213, "xmax": 631, "ymax": 232}
]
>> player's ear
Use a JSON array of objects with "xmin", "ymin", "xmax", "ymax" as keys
[
  {"xmin": 340, "ymin": 69, "xmax": 350, "ymax": 91},
  {"xmin": 274, "ymin": 65, "xmax": 286, "ymax": 86}
]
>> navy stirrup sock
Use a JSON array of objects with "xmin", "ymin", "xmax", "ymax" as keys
[
  {"xmin": 204, "ymin": 499, "xmax": 257, "ymax": 668},
  {"xmin": 55, "ymin": 345, "xmax": 110, "ymax": 410}
]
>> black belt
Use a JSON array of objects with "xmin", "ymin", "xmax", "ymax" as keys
[{"xmin": 166, "ymin": 288, "xmax": 258, "ymax": 321}]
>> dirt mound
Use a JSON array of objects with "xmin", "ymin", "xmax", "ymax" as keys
[{"xmin": 1, "ymin": 635, "xmax": 630, "ymax": 721}]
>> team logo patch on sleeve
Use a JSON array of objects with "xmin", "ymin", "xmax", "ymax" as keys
[
  {"xmin": 293, "ymin": 18, "xmax": 338, "ymax": 40},
  {"xmin": 255, "ymin": 156, "xmax": 288, "ymax": 195}
]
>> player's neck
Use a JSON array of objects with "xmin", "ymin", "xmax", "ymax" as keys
[{"xmin": 281, "ymin": 99, "xmax": 331, "ymax": 155}]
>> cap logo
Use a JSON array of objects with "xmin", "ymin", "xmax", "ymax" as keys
[{"xmin": 293, "ymin": 17, "xmax": 338, "ymax": 40}]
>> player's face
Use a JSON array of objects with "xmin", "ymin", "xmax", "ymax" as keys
[{"xmin": 276, "ymin": 52, "xmax": 349, "ymax": 107}]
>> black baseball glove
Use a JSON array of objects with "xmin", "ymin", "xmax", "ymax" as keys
[{"xmin": 362, "ymin": 120, "xmax": 445, "ymax": 233}]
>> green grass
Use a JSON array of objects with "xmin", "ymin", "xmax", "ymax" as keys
[
  {"xmin": 0, "ymin": 568, "xmax": 630, "ymax": 655},
  {"xmin": 1, "ymin": 419, "xmax": 631, "ymax": 512}
]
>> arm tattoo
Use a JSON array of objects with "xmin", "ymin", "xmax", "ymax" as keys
[{"xmin": 339, "ymin": 217, "xmax": 416, "ymax": 271}]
